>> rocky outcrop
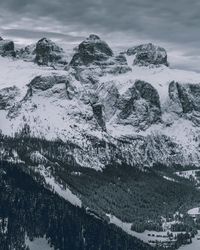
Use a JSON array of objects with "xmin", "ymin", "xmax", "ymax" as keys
[
  {"xmin": 117, "ymin": 80, "xmax": 161, "ymax": 129},
  {"xmin": 0, "ymin": 38, "xmax": 15, "ymax": 57},
  {"xmin": 24, "ymin": 74, "xmax": 78, "ymax": 102},
  {"xmin": 16, "ymin": 44, "xmax": 36, "ymax": 61},
  {"xmin": 169, "ymin": 81, "xmax": 200, "ymax": 124},
  {"xmin": 127, "ymin": 43, "xmax": 168, "ymax": 67},
  {"xmin": 29, "ymin": 75, "xmax": 67, "ymax": 91},
  {"xmin": 0, "ymin": 86, "xmax": 20, "ymax": 110},
  {"xmin": 17, "ymin": 38, "xmax": 68, "ymax": 67},
  {"xmin": 92, "ymin": 103, "xmax": 106, "ymax": 131},
  {"xmin": 34, "ymin": 38, "xmax": 68, "ymax": 66},
  {"xmin": 98, "ymin": 81, "xmax": 120, "ymax": 121}
]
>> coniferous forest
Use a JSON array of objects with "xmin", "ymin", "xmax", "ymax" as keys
[{"xmin": 0, "ymin": 161, "xmax": 153, "ymax": 250}]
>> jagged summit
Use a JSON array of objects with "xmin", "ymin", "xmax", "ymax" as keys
[
  {"xmin": 69, "ymin": 34, "xmax": 131, "ymax": 77},
  {"xmin": 69, "ymin": 34, "xmax": 113, "ymax": 67},
  {"xmin": 126, "ymin": 43, "xmax": 168, "ymax": 67},
  {"xmin": 34, "ymin": 37, "xmax": 65, "ymax": 66},
  {"xmin": 16, "ymin": 37, "xmax": 68, "ymax": 67},
  {"xmin": 0, "ymin": 37, "xmax": 15, "ymax": 57},
  {"xmin": 1, "ymin": 35, "xmax": 169, "ymax": 70}
]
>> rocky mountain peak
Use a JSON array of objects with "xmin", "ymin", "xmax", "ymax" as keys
[
  {"xmin": 69, "ymin": 34, "xmax": 113, "ymax": 67},
  {"xmin": 0, "ymin": 38, "xmax": 15, "ymax": 57},
  {"xmin": 36, "ymin": 37, "xmax": 62, "ymax": 51},
  {"xmin": 34, "ymin": 37, "xmax": 67, "ymax": 66},
  {"xmin": 126, "ymin": 43, "xmax": 168, "ymax": 67},
  {"xmin": 69, "ymin": 34, "xmax": 131, "ymax": 77}
]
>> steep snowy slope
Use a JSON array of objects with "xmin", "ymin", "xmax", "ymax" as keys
[{"xmin": 1, "ymin": 35, "xmax": 200, "ymax": 170}]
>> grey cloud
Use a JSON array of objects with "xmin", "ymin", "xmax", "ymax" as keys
[
  {"xmin": 1, "ymin": 0, "xmax": 200, "ymax": 43},
  {"xmin": 2, "ymin": 28, "xmax": 84, "ymax": 41}
]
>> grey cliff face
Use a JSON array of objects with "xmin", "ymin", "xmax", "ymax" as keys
[
  {"xmin": 127, "ymin": 43, "xmax": 168, "ymax": 67},
  {"xmin": 117, "ymin": 80, "xmax": 161, "ymax": 129},
  {"xmin": 169, "ymin": 81, "xmax": 200, "ymax": 124},
  {"xmin": 70, "ymin": 34, "xmax": 113, "ymax": 67},
  {"xmin": 98, "ymin": 81, "xmax": 120, "ymax": 121},
  {"xmin": 34, "ymin": 38, "xmax": 68, "ymax": 66},
  {"xmin": 92, "ymin": 103, "xmax": 107, "ymax": 131},
  {"xmin": 69, "ymin": 34, "xmax": 131, "ymax": 75}
]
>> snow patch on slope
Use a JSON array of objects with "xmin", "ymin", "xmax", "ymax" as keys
[
  {"xmin": 38, "ymin": 165, "xmax": 82, "ymax": 207},
  {"xmin": 25, "ymin": 235, "xmax": 54, "ymax": 250}
]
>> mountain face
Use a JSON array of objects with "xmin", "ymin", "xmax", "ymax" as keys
[
  {"xmin": 169, "ymin": 81, "xmax": 200, "ymax": 124},
  {"xmin": 126, "ymin": 43, "xmax": 169, "ymax": 67},
  {"xmin": 1, "ymin": 34, "xmax": 200, "ymax": 249},
  {"xmin": 70, "ymin": 34, "xmax": 114, "ymax": 67},
  {"xmin": 1, "ymin": 34, "xmax": 200, "ymax": 170}
]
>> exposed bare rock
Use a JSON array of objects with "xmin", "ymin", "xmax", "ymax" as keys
[
  {"xmin": 70, "ymin": 34, "xmax": 113, "ymax": 67},
  {"xmin": 0, "ymin": 86, "xmax": 20, "ymax": 110},
  {"xmin": 169, "ymin": 81, "xmax": 200, "ymax": 124},
  {"xmin": 69, "ymin": 34, "xmax": 131, "ymax": 76},
  {"xmin": 127, "ymin": 43, "xmax": 168, "ymax": 67},
  {"xmin": 117, "ymin": 80, "xmax": 161, "ymax": 129},
  {"xmin": 35, "ymin": 38, "xmax": 68, "ymax": 66},
  {"xmin": 0, "ymin": 39, "xmax": 15, "ymax": 57}
]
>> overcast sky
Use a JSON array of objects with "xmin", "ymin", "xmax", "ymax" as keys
[{"xmin": 0, "ymin": 0, "xmax": 200, "ymax": 71}]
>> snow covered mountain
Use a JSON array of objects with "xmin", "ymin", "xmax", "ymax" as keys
[
  {"xmin": 2, "ymin": 34, "xmax": 200, "ymax": 249},
  {"xmin": 1, "ymin": 34, "xmax": 200, "ymax": 170}
]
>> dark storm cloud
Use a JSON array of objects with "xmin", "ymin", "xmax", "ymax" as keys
[
  {"xmin": 1, "ymin": 0, "xmax": 200, "ymax": 70},
  {"xmin": 1, "ymin": 0, "xmax": 200, "ymax": 42}
]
